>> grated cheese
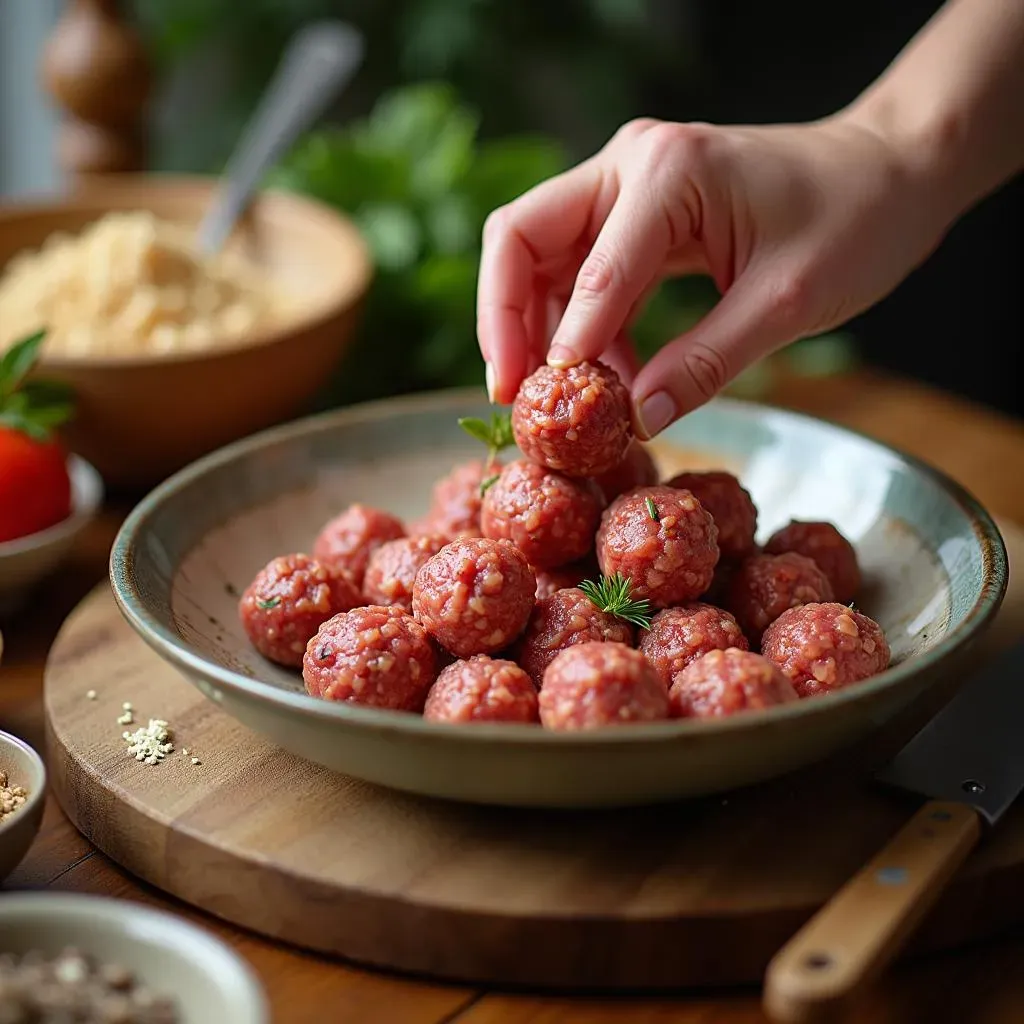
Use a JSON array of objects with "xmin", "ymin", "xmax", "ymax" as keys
[{"xmin": 123, "ymin": 719, "xmax": 174, "ymax": 766}]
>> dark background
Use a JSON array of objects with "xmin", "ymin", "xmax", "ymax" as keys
[{"xmin": 137, "ymin": 0, "xmax": 1022, "ymax": 417}]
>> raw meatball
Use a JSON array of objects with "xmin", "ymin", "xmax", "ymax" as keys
[
  {"xmin": 313, "ymin": 504, "xmax": 406, "ymax": 586},
  {"xmin": 596, "ymin": 485, "xmax": 719, "ymax": 607},
  {"xmin": 638, "ymin": 603, "xmax": 749, "ymax": 690},
  {"xmin": 517, "ymin": 587, "xmax": 635, "ymax": 685},
  {"xmin": 512, "ymin": 360, "xmax": 632, "ymax": 477},
  {"xmin": 539, "ymin": 641, "xmax": 668, "ymax": 730},
  {"xmin": 302, "ymin": 605, "xmax": 437, "ymax": 710},
  {"xmin": 669, "ymin": 648, "xmax": 799, "ymax": 718},
  {"xmin": 761, "ymin": 602, "xmax": 890, "ymax": 698},
  {"xmin": 481, "ymin": 459, "xmax": 602, "ymax": 568},
  {"xmin": 593, "ymin": 440, "xmax": 659, "ymax": 503},
  {"xmin": 238, "ymin": 553, "xmax": 362, "ymax": 667},
  {"xmin": 423, "ymin": 655, "xmax": 539, "ymax": 724},
  {"xmin": 534, "ymin": 558, "xmax": 597, "ymax": 600},
  {"xmin": 764, "ymin": 520, "xmax": 862, "ymax": 604},
  {"xmin": 663, "ymin": 471, "xmax": 757, "ymax": 561},
  {"xmin": 727, "ymin": 552, "xmax": 834, "ymax": 644},
  {"xmin": 363, "ymin": 534, "xmax": 449, "ymax": 611},
  {"xmin": 412, "ymin": 537, "xmax": 536, "ymax": 657},
  {"xmin": 420, "ymin": 458, "xmax": 498, "ymax": 540}
]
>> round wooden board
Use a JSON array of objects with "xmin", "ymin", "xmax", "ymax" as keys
[{"xmin": 44, "ymin": 522, "xmax": 1024, "ymax": 991}]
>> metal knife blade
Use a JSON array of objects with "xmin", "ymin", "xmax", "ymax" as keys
[{"xmin": 874, "ymin": 638, "xmax": 1024, "ymax": 826}]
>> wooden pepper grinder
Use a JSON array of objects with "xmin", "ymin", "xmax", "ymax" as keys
[{"xmin": 41, "ymin": 0, "xmax": 152, "ymax": 180}]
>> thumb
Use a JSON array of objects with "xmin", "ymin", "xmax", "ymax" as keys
[{"xmin": 630, "ymin": 267, "xmax": 809, "ymax": 439}]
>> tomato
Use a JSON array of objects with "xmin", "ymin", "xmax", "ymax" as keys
[{"xmin": 0, "ymin": 425, "xmax": 72, "ymax": 543}]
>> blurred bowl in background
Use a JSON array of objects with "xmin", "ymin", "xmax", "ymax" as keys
[
  {"xmin": 0, "ymin": 730, "xmax": 46, "ymax": 884},
  {"xmin": 0, "ymin": 174, "xmax": 373, "ymax": 491},
  {"xmin": 0, "ymin": 455, "xmax": 103, "ymax": 618}
]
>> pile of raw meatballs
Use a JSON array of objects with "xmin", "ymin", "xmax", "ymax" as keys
[{"xmin": 238, "ymin": 361, "xmax": 890, "ymax": 729}]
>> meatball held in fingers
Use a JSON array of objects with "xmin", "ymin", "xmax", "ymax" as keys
[
  {"xmin": 314, "ymin": 503, "xmax": 406, "ymax": 587},
  {"xmin": 512, "ymin": 361, "xmax": 633, "ymax": 477},
  {"xmin": 303, "ymin": 605, "xmax": 437, "ymax": 711},
  {"xmin": 761, "ymin": 602, "xmax": 890, "ymax": 698},
  {"xmin": 540, "ymin": 642, "xmax": 668, "ymax": 730},
  {"xmin": 239, "ymin": 553, "xmax": 362, "ymax": 668},
  {"xmin": 481, "ymin": 460, "xmax": 602, "ymax": 569},
  {"xmin": 596, "ymin": 485, "xmax": 719, "ymax": 607},
  {"xmin": 424, "ymin": 656, "xmax": 539, "ymax": 724},
  {"xmin": 669, "ymin": 648, "xmax": 799, "ymax": 719},
  {"xmin": 412, "ymin": 537, "xmax": 536, "ymax": 658}
]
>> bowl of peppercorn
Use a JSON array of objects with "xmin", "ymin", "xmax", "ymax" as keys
[
  {"xmin": 0, "ymin": 730, "xmax": 45, "ymax": 884},
  {"xmin": 0, "ymin": 893, "xmax": 268, "ymax": 1023}
]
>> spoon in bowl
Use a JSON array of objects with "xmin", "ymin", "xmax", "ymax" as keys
[{"xmin": 196, "ymin": 20, "xmax": 364, "ymax": 257}]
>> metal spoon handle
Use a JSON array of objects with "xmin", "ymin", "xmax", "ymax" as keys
[{"xmin": 197, "ymin": 21, "xmax": 364, "ymax": 255}]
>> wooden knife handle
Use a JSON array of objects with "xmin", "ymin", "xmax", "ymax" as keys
[{"xmin": 763, "ymin": 799, "xmax": 982, "ymax": 1023}]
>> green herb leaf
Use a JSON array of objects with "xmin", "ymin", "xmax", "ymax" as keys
[
  {"xmin": 458, "ymin": 411, "xmax": 514, "ymax": 464},
  {"xmin": 255, "ymin": 597, "xmax": 281, "ymax": 610},
  {"xmin": 578, "ymin": 573, "xmax": 653, "ymax": 630},
  {"xmin": 645, "ymin": 496, "xmax": 660, "ymax": 522},
  {"xmin": 0, "ymin": 330, "xmax": 46, "ymax": 400},
  {"xmin": 479, "ymin": 473, "xmax": 500, "ymax": 498}
]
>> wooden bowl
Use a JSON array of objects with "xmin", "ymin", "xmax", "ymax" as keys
[
  {"xmin": 0, "ymin": 175, "xmax": 372, "ymax": 490},
  {"xmin": 109, "ymin": 391, "xmax": 1009, "ymax": 808}
]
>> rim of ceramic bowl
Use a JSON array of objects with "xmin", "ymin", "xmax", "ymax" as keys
[
  {"xmin": 110, "ymin": 388, "xmax": 1010, "ymax": 747},
  {"xmin": 0, "ymin": 455, "xmax": 103, "ymax": 558},
  {"xmin": 0, "ymin": 729, "xmax": 47, "ymax": 825},
  {"xmin": 0, "ymin": 174, "xmax": 374, "ymax": 370},
  {"xmin": 0, "ymin": 891, "xmax": 269, "ymax": 1022}
]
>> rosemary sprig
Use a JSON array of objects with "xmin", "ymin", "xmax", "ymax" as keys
[
  {"xmin": 458, "ymin": 410, "xmax": 514, "ymax": 466},
  {"xmin": 645, "ymin": 496, "xmax": 660, "ymax": 522},
  {"xmin": 579, "ymin": 572, "xmax": 653, "ymax": 630}
]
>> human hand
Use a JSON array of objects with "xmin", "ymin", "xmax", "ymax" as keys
[{"xmin": 476, "ymin": 114, "xmax": 950, "ymax": 438}]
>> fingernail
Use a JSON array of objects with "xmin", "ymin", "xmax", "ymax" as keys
[
  {"xmin": 636, "ymin": 390, "xmax": 675, "ymax": 440},
  {"xmin": 547, "ymin": 344, "xmax": 578, "ymax": 368},
  {"xmin": 485, "ymin": 361, "xmax": 497, "ymax": 403}
]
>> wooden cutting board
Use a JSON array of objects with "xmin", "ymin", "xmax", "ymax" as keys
[{"xmin": 43, "ymin": 522, "xmax": 1024, "ymax": 991}]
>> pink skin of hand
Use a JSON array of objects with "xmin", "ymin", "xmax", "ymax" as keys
[{"xmin": 476, "ymin": 0, "xmax": 1024, "ymax": 439}]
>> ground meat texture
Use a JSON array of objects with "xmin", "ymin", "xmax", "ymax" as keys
[
  {"xmin": 593, "ymin": 440, "xmax": 659, "ymax": 503},
  {"xmin": 539, "ymin": 641, "xmax": 668, "ymax": 730},
  {"xmin": 303, "ymin": 605, "xmax": 437, "ymax": 710},
  {"xmin": 363, "ymin": 534, "xmax": 449, "ymax": 611},
  {"xmin": 517, "ymin": 587, "xmax": 635, "ymax": 685},
  {"xmin": 669, "ymin": 648, "xmax": 799, "ymax": 718},
  {"xmin": 313, "ymin": 503, "xmax": 406, "ymax": 586},
  {"xmin": 412, "ymin": 537, "xmax": 536, "ymax": 657},
  {"xmin": 764, "ymin": 520, "xmax": 862, "ymax": 604},
  {"xmin": 534, "ymin": 558, "xmax": 597, "ymax": 600},
  {"xmin": 638, "ymin": 603, "xmax": 749, "ymax": 689},
  {"xmin": 480, "ymin": 460, "xmax": 602, "ymax": 569},
  {"xmin": 727, "ymin": 551, "xmax": 834, "ymax": 644},
  {"xmin": 423, "ymin": 655, "xmax": 539, "ymax": 724},
  {"xmin": 421, "ymin": 459, "xmax": 497, "ymax": 540},
  {"xmin": 663, "ymin": 470, "xmax": 757, "ymax": 561},
  {"xmin": 238, "ymin": 553, "xmax": 362, "ymax": 667},
  {"xmin": 596, "ymin": 485, "xmax": 719, "ymax": 607},
  {"xmin": 512, "ymin": 360, "xmax": 632, "ymax": 477},
  {"xmin": 761, "ymin": 602, "xmax": 890, "ymax": 698}
]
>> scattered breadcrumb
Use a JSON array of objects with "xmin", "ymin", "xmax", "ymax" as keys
[
  {"xmin": 116, "ymin": 709, "xmax": 134, "ymax": 726},
  {"xmin": 190, "ymin": 757, "xmax": 201, "ymax": 766},
  {"xmin": 123, "ymin": 719, "xmax": 174, "ymax": 766},
  {"xmin": 122, "ymin": 702, "xmax": 133, "ymax": 711},
  {"xmin": 86, "ymin": 689, "xmax": 97, "ymax": 701},
  {"xmin": 181, "ymin": 748, "xmax": 190, "ymax": 756}
]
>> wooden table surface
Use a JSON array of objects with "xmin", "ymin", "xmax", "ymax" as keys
[{"xmin": 2, "ymin": 368, "xmax": 1024, "ymax": 1024}]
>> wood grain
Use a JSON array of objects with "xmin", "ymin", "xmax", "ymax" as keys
[
  {"xmin": 39, "ymin": 520, "xmax": 1024, "ymax": 992},
  {"xmin": 3, "ymin": 370, "xmax": 1024, "ymax": 1023}
]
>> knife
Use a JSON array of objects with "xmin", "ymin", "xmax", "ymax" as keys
[{"xmin": 763, "ymin": 637, "xmax": 1024, "ymax": 1023}]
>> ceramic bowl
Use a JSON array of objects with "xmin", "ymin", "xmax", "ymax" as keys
[
  {"xmin": 0, "ymin": 174, "xmax": 372, "ymax": 490},
  {"xmin": 0, "ymin": 893, "xmax": 268, "ymax": 1023},
  {"xmin": 0, "ymin": 730, "xmax": 46, "ymax": 883},
  {"xmin": 110, "ymin": 390, "xmax": 1008, "ymax": 809},
  {"xmin": 0, "ymin": 455, "xmax": 103, "ymax": 617}
]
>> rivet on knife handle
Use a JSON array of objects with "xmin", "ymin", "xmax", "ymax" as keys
[{"xmin": 762, "ymin": 800, "xmax": 981, "ymax": 1023}]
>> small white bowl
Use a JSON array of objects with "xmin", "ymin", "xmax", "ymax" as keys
[
  {"xmin": 0, "ymin": 454, "xmax": 103, "ymax": 617},
  {"xmin": 0, "ymin": 893, "xmax": 269, "ymax": 1023},
  {"xmin": 0, "ymin": 729, "xmax": 46, "ymax": 882}
]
